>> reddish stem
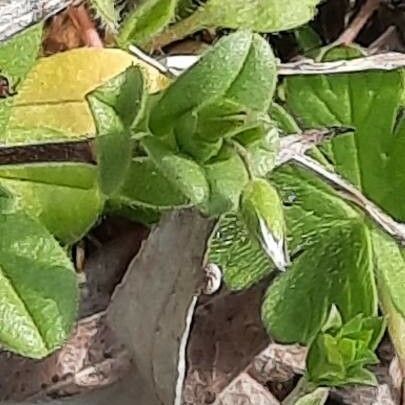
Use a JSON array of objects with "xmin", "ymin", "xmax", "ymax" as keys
[{"xmin": 69, "ymin": 4, "xmax": 103, "ymax": 48}]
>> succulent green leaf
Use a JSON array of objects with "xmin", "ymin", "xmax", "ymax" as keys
[
  {"xmin": 142, "ymin": 136, "xmax": 209, "ymax": 204},
  {"xmin": 119, "ymin": 0, "xmax": 178, "ymax": 47},
  {"xmin": 150, "ymin": 31, "xmax": 277, "ymax": 137},
  {"xmin": 240, "ymin": 178, "xmax": 288, "ymax": 270},
  {"xmin": 208, "ymin": 213, "xmax": 274, "ymax": 290},
  {"xmin": 87, "ymin": 66, "xmax": 146, "ymax": 195},
  {"xmin": 0, "ymin": 209, "xmax": 77, "ymax": 358},
  {"xmin": 0, "ymin": 163, "xmax": 103, "ymax": 244}
]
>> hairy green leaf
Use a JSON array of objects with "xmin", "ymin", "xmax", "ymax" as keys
[
  {"xmin": 119, "ymin": 0, "xmax": 178, "ymax": 47},
  {"xmin": 241, "ymin": 126, "xmax": 280, "ymax": 177},
  {"xmin": 106, "ymin": 157, "xmax": 189, "ymax": 224},
  {"xmin": 0, "ymin": 209, "xmax": 77, "ymax": 358},
  {"xmin": 200, "ymin": 0, "xmax": 321, "ymax": 32},
  {"xmin": 200, "ymin": 146, "xmax": 249, "ymax": 216},
  {"xmin": 0, "ymin": 163, "xmax": 103, "ymax": 243},
  {"xmin": 150, "ymin": 31, "xmax": 276, "ymax": 137},
  {"xmin": 88, "ymin": 66, "xmax": 146, "ymax": 195},
  {"xmin": 109, "ymin": 157, "xmax": 188, "ymax": 207},
  {"xmin": 142, "ymin": 136, "xmax": 209, "ymax": 204},
  {"xmin": 153, "ymin": 0, "xmax": 321, "ymax": 47}
]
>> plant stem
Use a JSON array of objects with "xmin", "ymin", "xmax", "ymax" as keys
[
  {"xmin": 146, "ymin": 10, "xmax": 206, "ymax": 51},
  {"xmin": 228, "ymin": 140, "xmax": 255, "ymax": 179},
  {"xmin": 68, "ymin": 4, "xmax": 103, "ymax": 48},
  {"xmin": 336, "ymin": 0, "xmax": 381, "ymax": 45}
]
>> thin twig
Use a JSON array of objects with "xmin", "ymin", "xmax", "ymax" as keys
[
  {"xmin": 276, "ymin": 127, "xmax": 352, "ymax": 167},
  {"xmin": 337, "ymin": 0, "xmax": 381, "ymax": 45},
  {"xmin": 148, "ymin": 52, "xmax": 405, "ymax": 77},
  {"xmin": 292, "ymin": 154, "xmax": 405, "ymax": 244}
]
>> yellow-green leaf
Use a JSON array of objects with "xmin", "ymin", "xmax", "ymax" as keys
[{"xmin": 4, "ymin": 48, "xmax": 168, "ymax": 145}]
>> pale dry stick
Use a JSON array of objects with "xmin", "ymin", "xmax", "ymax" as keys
[
  {"xmin": 337, "ymin": 0, "xmax": 381, "ymax": 45},
  {"xmin": 292, "ymin": 154, "xmax": 405, "ymax": 245},
  {"xmin": 151, "ymin": 52, "xmax": 405, "ymax": 77},
  {"xmin": 277, "ymin": 52, "xmax": 405, "ymax": 75}
]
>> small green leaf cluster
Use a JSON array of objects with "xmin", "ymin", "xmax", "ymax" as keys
[
  {"xmin": 306, "ymin": 306, "xmax": 385, "ymax": 387},
  {"xmin": 92, "ymin": 31, "xmax": 289, "ymax": 271}
]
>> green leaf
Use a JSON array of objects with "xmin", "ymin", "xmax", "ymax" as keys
[
  {"xmin": 0, "ymin": 209, "xmax": 77, "ymax": 358},
  {"xmin": 0, "ymin": 23, "xmax": 43, "ymax": 134},
  {"xmin": 119, "ymin": 0, "xmax": 178, "ymax": 47},
  {"xmin": 263, "ymin": 166, "xmax": 377, "ymax": 344},
  {"xmin": 240, "ymin": 178, "xmax": 288, "ymax": 270},
  {"xmin": 108, "ymin": 157, "xmax": 188, "ymax": 208},
  {"xmin": 197, "ymin": 0, "xmax": 321, "ymax": 32},
  {"xmin": 0, "ymin": 163, "xmax": 103, "ymax": 244},
  {"xmin": 270, "ymin": 103, "xmax": 302, "ymax": 134},
  {"xmin": 90, "ymin": 0, "xmax": 118, "ymax": 31},
  {"xmin": 142, "ymin": 136, "xmax": 209, "ymax": 204},
  {"xmin": 306, "ymin": 310, "xmax": 384, "ymax": 387},
  {"xmin": 263, "ymin": 218, "xmax": 376, "ymax": 344},
  {"xmin": 0, "ymin": 23, "xmax": 43, "ymax": 84},
  {"xmin": 263, "ymin": 48, "xmax": 405, "ymax": 348},
  {"xmin": 152, "ymin": 0, "xmax": 321, "ymax": 46},
  {"xmin": 87, "ymin": 66, "xmax": 146, "ymax": 195},
  {"xmin": 200, "ymin": 146, "xmax": 249, "ymax": 216},
  {"xmin": 242, "ymin": 126, "xmax": 280, "ymax": 177},
  {"xmin": 106, "ymin": 157, "xmax": 190, "ymax": 224},
  {"xmin": 208, "ymin": 213, "xmax": 274, "ymax": 290},
  {"xmin": 150, "ymin": 31, "xmax": 276, "ymax": 137},
  {"xmin": 284, "ymin": 48, "xmax": 404, "ymax": 220},
  {"xmin": 4, "ymin": 48, "xmax": 168, "ymax": 145},
  {"xmin": 294, "ymin": 25, "xmax": 323, "ymax": 54},
  {"xmin": 371, "ymin": 229, "xmax": 405, "ymax": 330},
  {"xmin": 174, "ymin": 112, "xmax": 223, "ymax": 162}
]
